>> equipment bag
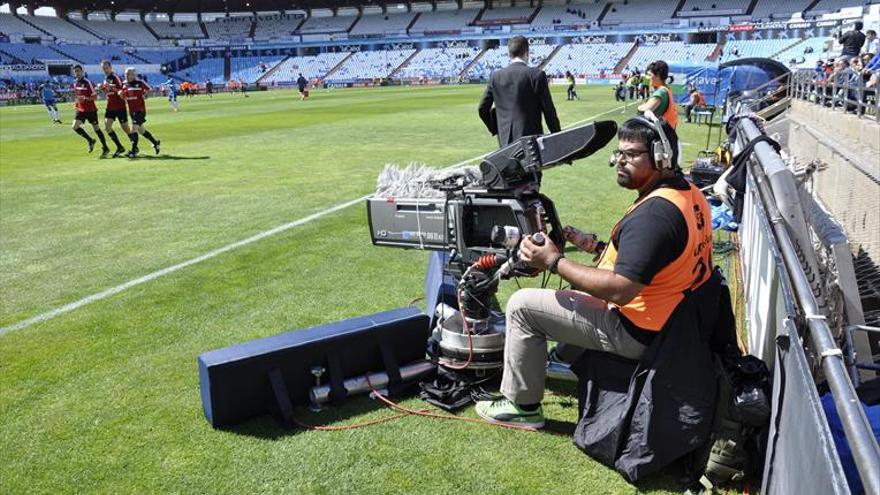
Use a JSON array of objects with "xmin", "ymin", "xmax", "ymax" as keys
[{"xmin": 689, "ymin": 353, "xmax": 771, "ymax": 493}]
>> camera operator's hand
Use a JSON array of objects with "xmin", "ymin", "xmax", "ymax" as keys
[{"xmin": 519, "ymin": 234, "xmax": 560, "ymax": 272}]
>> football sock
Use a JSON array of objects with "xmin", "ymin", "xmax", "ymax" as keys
[
  {"xmin": 74, "ymin": 127, "xmax": 92, "ymax": 142},
  {"xmin": 107, "ymin": 131, "xmax": 124, "ymax": 150},
  {"xmin": 94, "ymin": 130, "xmax": 108, "ymax": 149},
  {"xmin": 142, "ymin": 131, "xmax": 158, "ymax": 145}
]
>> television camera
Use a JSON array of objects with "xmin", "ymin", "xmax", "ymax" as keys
[{"xmin": 367, "ymin": 121, "xmax": 618, "ymax": 371}]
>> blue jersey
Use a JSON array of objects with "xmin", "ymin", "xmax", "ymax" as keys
[
  {"xmin": 41, "ymin": 86, "xmax": 56, "ymax": 102},
  {"xmin": 164, "ymin": 79, "xmax": 178, "ymax": 94}
]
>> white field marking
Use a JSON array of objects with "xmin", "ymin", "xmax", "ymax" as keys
[{"xmin": 0, "ymin": 103, "xmax": 627, "ymax": 336}]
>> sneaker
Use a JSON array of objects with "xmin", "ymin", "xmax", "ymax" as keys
[
  {"xmin": 475, "ymin": 399, "xmax": 545, "ymax": 428},
  {"xmin": 113, "ymin": 148, "xmax": 126, "ymax": 158},
  {"xmin": 100, "ymin": 147, "xmax": 110, "ymax": 158},
  {"xmin": 87, "ymin": 139, "xmax": 96, "ymax": 153},
  {"xmin": 152, "ymin": 140, "xmax": 160, "ymax": 155}
]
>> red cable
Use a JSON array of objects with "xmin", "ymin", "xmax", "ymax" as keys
[
  {"xmin": 289, "ymin": 410, "xmax": 420, "ymax": 431},
  {"xmin": 440, "ymin": 288, "xmax": 475, "ymax": 371}
]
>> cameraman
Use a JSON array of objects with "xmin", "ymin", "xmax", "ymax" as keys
[{"xmin": 476, "ymin": 116, "xmax": 712, "ymax": 428}]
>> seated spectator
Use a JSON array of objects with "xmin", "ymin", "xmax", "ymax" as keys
[
  {"xmin": 684, "ymin": 83, "xmax": 706, "ymax": 123},
  {"xmin": 864, "ymin": 29, "xmax": 878, "ymax": 56}
]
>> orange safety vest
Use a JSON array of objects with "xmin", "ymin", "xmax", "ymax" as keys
[
  {"xmin": 657, "ymin": 85, "xmax": 679, "ymax": 129},
  {"xmin": 597, "ymin": 181, "xmax": 713, "ymax": 331}
]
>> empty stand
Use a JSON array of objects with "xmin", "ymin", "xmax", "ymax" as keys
[
  {"xmin": 52, "ymin": 44, "xmax": 144, "ymax": 64},
  {"xmin": 262, "ymin": 52, "xmax": 350, "ymax": 83},
  {"xmin": 749, "ymin": 0, "xmax": 813, "ymax": 21},
  {"xmin": 20, "ymin": 14, "xmax": 100, "ymax": 43},
  {"xmin": 228, "ymin": 56, "xmax": 284, "ymax": 83},
  {"xmin": 806, "ymin": 0, "xmax": 868, "ymax": 16},
  {"xmin": 542, "ymin": 42, "xmax": 633, "ymax": 77},
  {"xmin": 148, "ymin": 20, "xmax": 206, "ymax": 39},
  {"xmin": 396, "ymin": 46, "xmax": 481, "ymax": 79},
  {"xmin": 253, "ymin": 14, "xmax": 303, "ymax": 41},
  {"xmin": 350, "ymin": 13, "xmax": 417, "ymax": 36},
  {"xmin": 409, "ymin": 9, "xmax": 479, "ymax": 33},
  {"xmin": 205, "ymin": 16, "xmax": 254, "ymax": 41},
  {"xmin": 135, "ymin": 48, "xmax": 187, "ymax": 64},
  {"xmin": 298, "ymin": 15, "xmax": 357, "ymax": 34},
  {"xmin": 476, "ymin": 6, "xmax": 536, "ymax": 24},
  {"xmin": 0, "ymin": 42, "xmax": 71, "ymax": 63},
  {"xmin": 530, "ymin": 4, "xmax": 604, "ymax": 30},
  {"xmin": 327, "ymin": 49, "xmax": 416, "ymax": 81},
  {"xmin": 467, "ymin": 43, "xmax": 556, "ymax": 79},
  {"xmin": 602, "ymin": 0, "xmax": 679, "ymax": 27},
  {"xmin": 677, "ymin": 0, "xmax": 752, "ymax": 16},
  {"xmin": 720, "ymin": 38, "xmax": 802, "ymax": 63},
  {"xmin": 0, "ymin": 13, "xmax": 52, "ymax": 40},
  {"xmin": 70, "ymin": 19, "xmax": 157, "ymax": 44},
  {"xmin": 626, "ymin": 42, "xmax": 715, "ymax": 71},
  {"xmin": 175, "ymin": 57, "xmax": 224, "ymax": 82},
  {"xmin": 775, "ymin": 36, "xmax": 839, "ymax": 68}
]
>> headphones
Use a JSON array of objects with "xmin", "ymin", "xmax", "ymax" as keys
[{"xmin": 627, "ymin": 112, "xmax": 675, "ymax": 171}]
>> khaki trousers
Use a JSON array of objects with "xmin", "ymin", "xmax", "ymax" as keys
[{"xmin": 500, "ymin": 288, "xmax": 649, "ymax": 404}]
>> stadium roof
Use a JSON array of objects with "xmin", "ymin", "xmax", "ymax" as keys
[{"xmin": 20, "ymin": 0, "xmax": 397, "ymax": 14}]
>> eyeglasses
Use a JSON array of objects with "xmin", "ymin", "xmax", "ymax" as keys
[{"xmin": 611, "ymin": 149, "xmax": 650, "ymax": 162}]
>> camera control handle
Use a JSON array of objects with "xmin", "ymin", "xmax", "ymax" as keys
[{"xmin": 532, "ymin": 232, "xmax": 546, "ymax": 246}]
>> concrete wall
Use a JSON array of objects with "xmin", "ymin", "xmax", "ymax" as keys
[{"xmin": 786, "ymin": 100, "xmax": 880, "ymax": 265}]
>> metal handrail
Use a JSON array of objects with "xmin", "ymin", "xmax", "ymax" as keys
[
  {"xmin": 789, "ymin": 67, "xmax": 879, "ymax": 122},
  {"xmin": 728, "ymin": 71, "xmax": 791, "ymax": 113},
  {"xmin": 737, "ymin": 117, "xmax": 880, "ymax": 494}
]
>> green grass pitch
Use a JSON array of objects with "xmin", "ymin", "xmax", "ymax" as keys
[{"xmin": 1, "ymin": 85, "xmax": 725, "ymax": 494}]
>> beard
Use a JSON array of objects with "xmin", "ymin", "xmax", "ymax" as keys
[{"xmin": 616, "ymin": 167, "xmax": 635, "ymax": 188}]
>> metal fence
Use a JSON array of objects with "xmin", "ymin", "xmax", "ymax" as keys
[
  {"xmin": 733, "ymin": 116, "xmax": 880, "ymax": 494},
  {"xmin": 790, "ymin": 67, "xmax": 880, "ymax": 123}
]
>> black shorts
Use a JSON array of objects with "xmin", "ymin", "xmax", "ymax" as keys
[
  {"xmin": 129, "ymin": 111, "xmax": 147, "ymax": 125},
  {"xmin": 75, "ymin": 111, "xmax": 98, "ymax": 125},
  {"xmin": 104, "ymin": 109, "xmax": 128, "ymax": 123}
]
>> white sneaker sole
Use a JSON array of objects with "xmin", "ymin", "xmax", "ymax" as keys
[{"xmin": 476, "ymin": 408, "xmax": 545, "ymax": 429}]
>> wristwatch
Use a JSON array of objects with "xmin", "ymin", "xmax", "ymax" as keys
[{"xmin": 548, "ymin": 253, "xmax": 565, "ymax": 274}]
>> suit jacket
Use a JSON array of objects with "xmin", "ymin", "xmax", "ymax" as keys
[{"xmin": 478, "ymin": 61, "xmax": 561, "ymax": 147}]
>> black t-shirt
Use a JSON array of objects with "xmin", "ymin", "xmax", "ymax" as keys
[
  {"xmin": 610, "ymin": 175, "xmax": 690, "ymax": 344},
  {"xmin": 840, "ymin": 30, "xmax": 866, "ymax": 55}
]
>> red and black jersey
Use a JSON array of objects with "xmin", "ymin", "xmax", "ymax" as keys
[
  {"xmin": 102, "ymin": 72, "xmax": 126, "ymax": 111},
  {"xmin": 72, "ymin": 78, "xmax": 97, "ymax": 113},
  {"xmin": 120, "ymin": 79, "xmax": 151, "ymax": 113}
]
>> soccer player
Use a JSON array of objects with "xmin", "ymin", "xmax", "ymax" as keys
[
  {"xmin": 239, "ymin": 78, "xmax": 249, "ymax": 98},
  {"xmin": 119, "ymin": 67, "xmax": 161, "ymax": 158},
  {"xmin": 163, "ymin": 77, "xmax": 180, "ymax": 112},
  {"xmin": 565, "ymin": 71, "xmax": 579, "ymax": 100},
  {"xmin": 99, "ymin": 60, "xmax": 132, "ymax": 158},
  {"xmin": 71, "ymin": 64, "xmax": 110, "ymax": 157},
  {"xmin": 297, "ymin": 73, "xmax": 309, "ymax": 100},
  {"xmin": 40, "ymin": 83, "xmax": 61, "ymax": 123}
]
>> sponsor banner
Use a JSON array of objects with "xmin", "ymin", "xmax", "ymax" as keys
[
  {"xmin": 0, "ymin": 65, "xmax": 47, "ymax": 78},
  {"xmin": 699, "ymin": 17, "xmax": 855, "ymax": 34},
  {"xmin": 636, "ymin": 33, "xmax": 682, "ymax": 43},
  {"xmin": 473, "ymin": 18, "xmax": 530, "ymax": 26}
]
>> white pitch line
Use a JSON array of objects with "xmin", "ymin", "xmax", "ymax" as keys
[{"xmin": 0, "ymin": 103, "xmax": 627, "ymax": 336}]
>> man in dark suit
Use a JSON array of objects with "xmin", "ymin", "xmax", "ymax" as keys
[{"xmin": 478, "ymin": 36, "xmax": 561, "ymax": 147}]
